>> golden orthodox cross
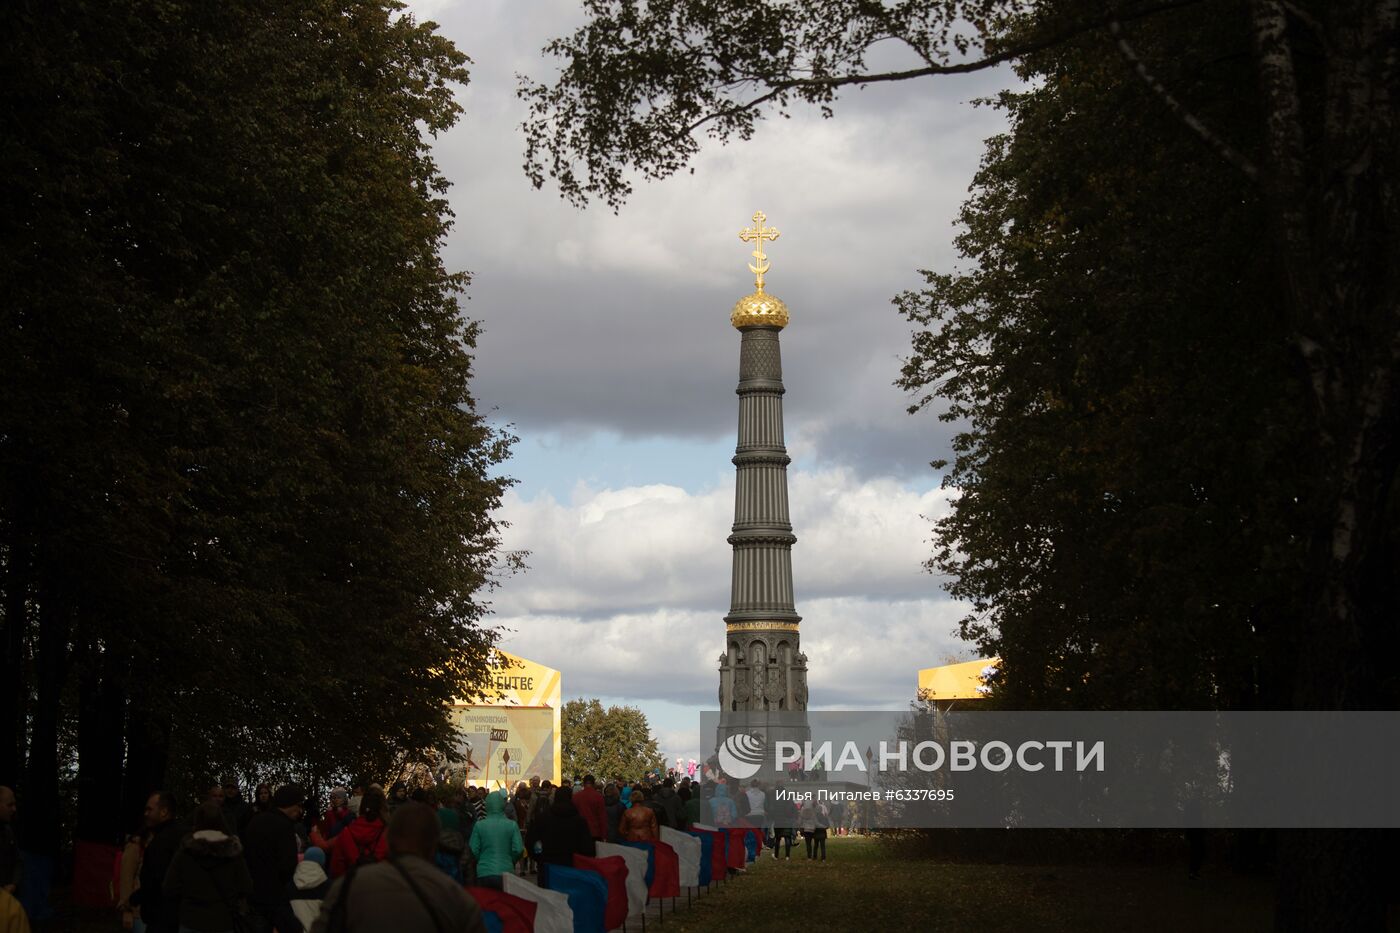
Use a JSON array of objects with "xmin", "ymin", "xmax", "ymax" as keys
[{"xmin": 739, "ymin": 211, "xmax": 780, "ymax": 291}]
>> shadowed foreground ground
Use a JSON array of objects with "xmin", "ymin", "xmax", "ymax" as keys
[
  {"xmin": 55, "ymin": 834, "xmax": 1399, "ymax": 932},
  {"xmin": 668, "ymin": 834, "xmax": 1276, "ymax": 933}
]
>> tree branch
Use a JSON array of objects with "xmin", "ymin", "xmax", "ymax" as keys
[
  {"xmin": 1376, "ymin": 0, "xmax": 1400, "ymax": 107},
  {"xmin": 1109, "ymin": 19, "xmax": 1261, "ymax": 180},
  {"xmin": 1250, "ymin": 0, "xmax": 1316, "ymax": 312},
  {"xmin": 1279, "ymin": 0, "xmax": 1328, "ymax": 50},
  {"xmin": 895, "ymin": 33, "xmax": 938, "ymax": 68},
  {"xmin": 684, "ymin": 85, "xmax": 789, "ymax": 135},
  {"xmin": 683, "ymin": 0, "xmax": 1218, "ymax": 135}
]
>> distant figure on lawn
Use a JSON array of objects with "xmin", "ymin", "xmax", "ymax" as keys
[
  {"xmin": 799, "ymin": 799, "xmax": 829, "ymax": 861},
  {"xmin": 768, "ymin": 786, "xmax": 797, "ymax": 860}
]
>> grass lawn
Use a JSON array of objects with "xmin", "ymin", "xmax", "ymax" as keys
[{"xmin": 666, "ymin": 835, "xmax": 1277, "ymax": 932}]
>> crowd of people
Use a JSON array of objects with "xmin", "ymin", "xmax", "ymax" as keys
[
  {"xmin": 0, "ymin": 764, "xmax": 854, "ymax": 933},
  {"xmin": 106, "ymin": 779, "xmax": 488, "ymax": 933}
]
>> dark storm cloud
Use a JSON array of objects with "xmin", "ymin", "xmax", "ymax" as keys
[
  {"xmin": 464, "ymin": 265, "xmax": 961, "ymax": 480},
  {"xmin": 800, "ymin": 414, "xmax": 960, "ymax": 483},
  {"xmin": 405, "ymin": 0, "xmax": 1012, "ymax": 480},
  {"xmin": 465, "ymin": 272, "xmax": 738, "ymax": 438}
]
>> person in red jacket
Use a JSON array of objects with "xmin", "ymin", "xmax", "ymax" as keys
[
  {"xmin": 572, "ymin": 775, "xmax": 608, "ymax": 841},
  {"xmin": 329, "ymin": 789, "xmax": 389, "ymax": 878},
  {"xmin": 312, "ymin": 787, "xmax": 355, "ymax": 849}
]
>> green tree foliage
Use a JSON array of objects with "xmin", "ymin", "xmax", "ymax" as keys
[
  {"xmin": 520, "ymin": 0, "xmax": 1394, "ymax": 708},
  {"xmin": 896, "ymin": 10, "xmax": 1314, "ymax": 711},
  {"xmin": 1, "ymin": 0, "xmax": 513, "ymax": 842},
  {"xmin": 523, "ymin": 3, "xmax": 1397, "ymax": 927},
  {"xmin": 897, "ymin": 6, "xmax": 1399, "ymax": 715},
  {"xmin": 561, "ymin": 699, "xmax": 666, "ymax": 782},
  {"xmin": 520, "ymin": 1, "xmax": 1220, "ymax": 211},
  {"xmin": 892, "ymin": 15, "xmax": 1398, "ymax": 919}
]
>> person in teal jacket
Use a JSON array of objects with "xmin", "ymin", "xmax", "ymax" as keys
[{"xmin": 468, "ymin": 790, "xmax": 523, "ymax": 888}]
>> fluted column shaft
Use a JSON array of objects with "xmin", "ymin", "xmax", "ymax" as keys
[
  {"xmin": 718, "ymin": 323, "xmax": 807, "ymax": 718},
  {"xmin": 726, "ymin": 326, "xmax": 800, "ymax": 625}
]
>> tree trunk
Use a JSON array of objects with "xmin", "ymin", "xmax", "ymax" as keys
[
  {"xmin": 121, "ymin": 698, "xmax": 170, "ymax": 831},
  {"xmin": 76, "ymin": 641, "xmax": 128, "ymax": 844},
  {"xmin": 0, "ymin": 526, "xmax": 29, "ymax": 787},
  {"xmin": 1251, "ymin": 1, "xmax": 1400, "ymax": 929},
  {"xmin": 20, "ymin": 577, "xmax": 70, "ymax": 857}
]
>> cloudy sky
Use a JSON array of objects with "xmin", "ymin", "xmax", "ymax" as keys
[{"xmin": 406, "ymin": 0, "xmax": 1013, "ymax": 762}]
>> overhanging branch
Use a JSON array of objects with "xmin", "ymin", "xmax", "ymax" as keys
[{"xmin": 683, "ymin": 0, "xmax": 1219, "ymax": 136}]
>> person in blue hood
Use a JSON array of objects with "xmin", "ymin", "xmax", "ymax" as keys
[{"xmin": 710, "ymin": 783, "xmax": 737, "ymax": 826}]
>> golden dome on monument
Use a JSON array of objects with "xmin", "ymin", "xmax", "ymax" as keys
[
  {"xmin": 732, "ymin": 211, "xmax": 789, "ymax": 328},
  {"xmin": 731, "ymin": 290, "xmax": 790, "ymax": 329}
]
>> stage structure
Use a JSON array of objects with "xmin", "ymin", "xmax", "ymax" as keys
[
  {"xmin": 917, "ymin": 658, "xmax": 1001, "ymax": 709},
  {"xmin": 450, "ymin": 648, "xmax": 561, "ymax": 789},
  {"xmin": 717, "ymin": 212, "xmax": 810, "ymax": 770}
]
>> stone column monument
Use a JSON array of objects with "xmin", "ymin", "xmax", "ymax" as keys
[{"xmin": 717, "ymin": 212, "xmax": 809, "ymax": 763}]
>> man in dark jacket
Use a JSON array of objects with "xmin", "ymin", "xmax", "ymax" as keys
[
  {"xmin": 649, "ymin": 778, "xmax": 683, "ymax": 830},
  {"xmin": 242, "ymin": 784, "xmax": 303, "ymax": 930},
  {"xmin": 525, "ymin": 787, "xmax": 595, "ymax": 866},
  {"xmin": 221, "ymin": 778, "xmax": 253, "ymax": 835},
  {"xmin": 133, "ymin": 791, "xmax": 185, "ymax": 933},
  {"xmin": 387, "ymin": 782, "xmax": 409, "ymax": 815}
]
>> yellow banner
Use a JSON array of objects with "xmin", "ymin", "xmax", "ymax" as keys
[
  {"xmin": 917, "ymin": 658, "xmax": 1000, "ymax": 701},
  {"xmin": 451, "ymin": 648, "xmax": 561, "ymax": 787}
]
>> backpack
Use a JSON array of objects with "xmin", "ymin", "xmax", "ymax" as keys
[
  {"xmin": 711, "ymin": 795, "xmax": 736, "ymax": 826},
  {"xmin": 327, "ymin": 859, "xmax": 450, "ymax": 933},
  {"xmin": 351, "ymin": 826, "xmax": 384, "ymax": 867},
  {"xmin": 435, "ymin": 829, "xmax": 467, "ymax": 883},
  {"xmin": 433, "ymin": 850, "xmax": 463, "ymax": 884}
]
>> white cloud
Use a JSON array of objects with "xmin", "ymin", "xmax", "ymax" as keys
[
  {"xmin": 492, "ymin": 482, "xmax": 731, "ymax": 614},
  {"xmin": 493, "ymin": 467, "xmax": 956, "ymax": 616},
  {"xmin": 490, "ymin": 468, "xmax": 973, "ymax": 715}
]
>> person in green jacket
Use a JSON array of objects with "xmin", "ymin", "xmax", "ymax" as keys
[{"xmin": 468, "ymin": 791, "xmax": 522, "ymax": 888}]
